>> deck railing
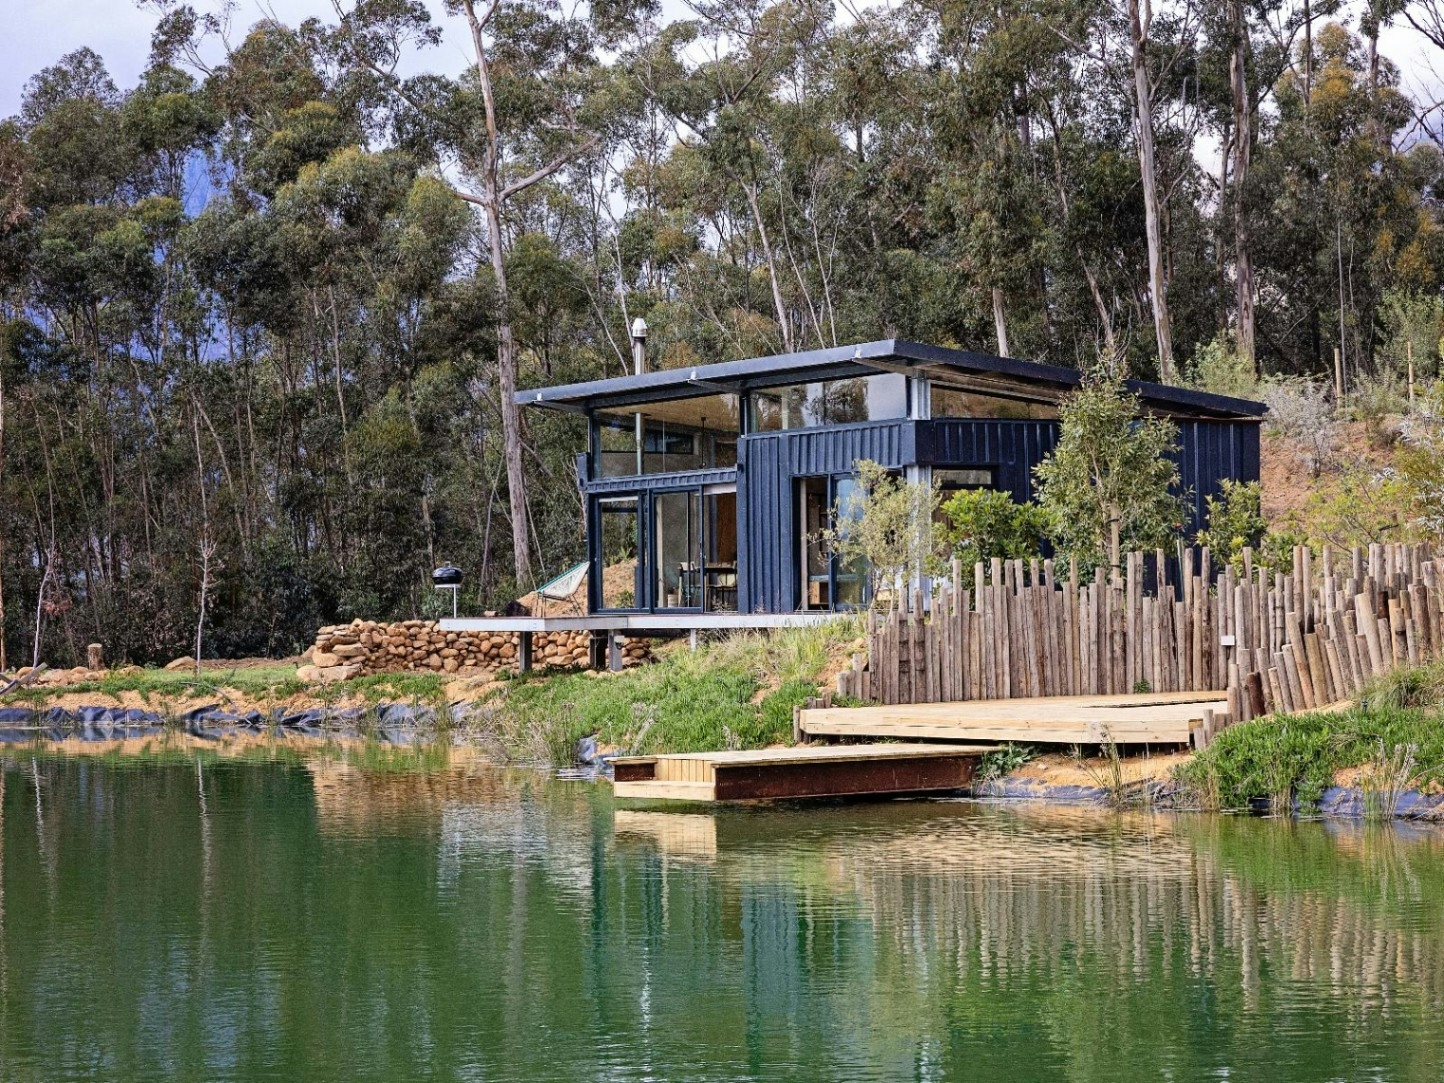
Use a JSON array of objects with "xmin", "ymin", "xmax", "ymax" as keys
[{"xmin": 839, "ymin": 544, "xmax": 1443, "ymax": 725}]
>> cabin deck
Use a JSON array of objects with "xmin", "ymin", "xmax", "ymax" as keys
[
  {"xmin": 797, "ymin": 691, "xmax": 1229, "ymax": 746},
  {"xmin": 611, "ymin": 743, "xmax": 995, "ymax": 803}
]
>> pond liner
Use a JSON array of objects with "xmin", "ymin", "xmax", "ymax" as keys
[{"xmin": 1314, "ymin": 786, "xmax": 1444, "ymax": 820}]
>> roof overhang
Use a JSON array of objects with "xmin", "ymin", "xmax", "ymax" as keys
[{"xmin": 517, "ymin": 339, "xmax": 1266, "ymax": 420}]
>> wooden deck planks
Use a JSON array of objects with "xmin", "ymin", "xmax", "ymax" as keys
[{"xmin": 798, "ymin": 691, "xmax": 1227, "ymax": 746}]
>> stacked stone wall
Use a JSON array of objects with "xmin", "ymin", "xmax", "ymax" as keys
[{"xmin": 302, "ymin": 620, "xmax": 649, "ymax": 681}]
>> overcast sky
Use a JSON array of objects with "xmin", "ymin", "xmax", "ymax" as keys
[
  {"xmin": 2, "ymin": 0, "xmax": 1438, "ymax": 122},
  {"xmin": 0, "ymin": 0, "xmax": 478, "ymax": 117}
]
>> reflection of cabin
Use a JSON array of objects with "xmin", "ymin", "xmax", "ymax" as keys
[{"xmin": 522, "ymin": 340, "xmax": 1264, "ymax": 616}]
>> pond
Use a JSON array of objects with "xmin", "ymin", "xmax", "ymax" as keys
[{"xmin": 2, "ymin": 751, "xmax": 1443, "ymax": 1082}]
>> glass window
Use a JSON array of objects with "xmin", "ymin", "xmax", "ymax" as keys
[
  {"xmin": 653, "ymin": 490, "xmax": 702, "ymax": 608},
  {"xmin": 930, "ymin": 383, "xmax": 1059, "ymax": 420},
  {"xmin": 596, "ymin": 394, "xmax": 740, "ymax": 477},
  {"xmin": 749, "ymin": 373, "xmax": 908, "ymax": 431},
  {"xmin": 703, "ymin": 489, "xmax": 738, "ymax": 612},
  {"xmin": 936, "ymin": 467, "xmax": 996, "ymax": 493},
  {"xmin": 798, "ymin": 475, "xmax": 874, "ymax": 611},
  {"xmin": 598, "ymin": 498, "xmax": 642, "ymax": 610}
]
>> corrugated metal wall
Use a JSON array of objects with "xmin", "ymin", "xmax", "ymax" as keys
[
  {"xmin": 739, "ymin": 421, "xmax": 914, "ymax": 612},
  {"xmin": 918, "ymin": 418, "xmax": 1259, "ymax": 530},
  {"xmin": 916, "ymin": 420, "xmax": 1061, "ymax": 503},
  {"xmin": 1172, "ymin": 419, "xmax": 1261, "ymax": 530}
]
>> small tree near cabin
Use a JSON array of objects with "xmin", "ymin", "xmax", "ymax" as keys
[
  {"xmin": 821, "ymin": 461, "xmax": 942, "ymax": 611},
  {"xmin": 1034, "ymin": 373, "xmax": 1185, "ymax": 582}
]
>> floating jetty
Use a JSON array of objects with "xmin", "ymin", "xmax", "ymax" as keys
[{"xmin": 611, "ymin": 743, "xmax": 994, "ymax": 803}]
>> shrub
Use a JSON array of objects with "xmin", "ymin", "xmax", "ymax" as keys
[
  {"xmin": 822, "ymin": 460, "xmax": 943, "ymax": 609},
  {"xmin": 1347, "ymin": 370, "xmax": 1406, "ymax": 446},
  {"xmin": 1299, "ymin": 467, "xmax": 1413, "ymax": 548},
  {"xmin": 939, "ymin": 489, "xmax": 1047, "ymax": 570},
  {"xmin": 1188, "ymin": 334, "xmax": 1258, "ymax": 400},
  {"xmin": 1397, "ymin": 384, "xmax": 1444, "ymax": 538},
  {"xmin": 1034, "ymin": 371, "xmax": 1186, "ymax": 579},
  {"xmin": 1194, "ymin": 479, "xmax": 1266, "ymax": 569},
  {"xmin": 1261, "ymin": 378, "xmax": 1339, "ymax": 475}
]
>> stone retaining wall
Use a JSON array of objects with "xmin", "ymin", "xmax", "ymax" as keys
[{"xmin": 303, "ymin": 620, "xmax": 649, "ymax": 682}]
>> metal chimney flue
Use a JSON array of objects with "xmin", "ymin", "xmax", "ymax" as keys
[{"xmin": 630, "ymin": 317, "xmax": 648, "ymax": 375}]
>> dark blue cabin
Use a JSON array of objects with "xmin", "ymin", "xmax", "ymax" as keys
[{"xmin": 520, "ymin": 340, "xmax": 1264, "ymax": 616}]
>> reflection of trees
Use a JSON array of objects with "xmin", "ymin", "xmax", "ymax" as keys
[
  {"xmin": 8, "ymin": 761, "xmax": 1444, "ymax": 1081},
  {"xmin": 618, "ymin": 803, "xmax": 1444, "ymax": 1078}
]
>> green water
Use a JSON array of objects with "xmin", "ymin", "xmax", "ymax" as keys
[{"xmin": 2, "ymin": 755, "xmax": 1444, "ymax": 1082}]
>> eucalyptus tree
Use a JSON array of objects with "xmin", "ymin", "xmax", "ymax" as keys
[{"xmin": 327, "ymin": 0, "xmax": 631, "ymax": 590}]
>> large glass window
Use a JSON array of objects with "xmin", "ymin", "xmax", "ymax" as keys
[
  {"xmin": 653, "ymin": 490, "xmax": 702, "ymax": 609},
  {"xmin": 749, "ymin": 373, "xmax": 908, "ymax": 431},
  {"xmin": 596, "ymin": 394, "xmax": 740, "ymax": 477},
  {"xmin": 930, "ymin": 383, "xmax": 1059, "ymax": 420},
  {"xmin": 598, "ymin": 498, "xmax": 643, "ymax": 610}
]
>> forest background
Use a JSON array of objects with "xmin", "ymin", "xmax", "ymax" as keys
[{"xmin": 3, "ymin": 0, "xmax": 1444, "ymax": 667}]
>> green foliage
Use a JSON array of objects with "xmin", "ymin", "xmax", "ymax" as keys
[
  {"xmin": 977, "ymin": 743, "xmax": 1037, "ymax": 782},
  {"xmin": 480, "ymin": 621, "xmax": 858, "ymax": 763},
  {"xmin": 939, "ymin": 489, "xmax": 1047, "ymax": 570},
  {"xmin": 1188, "ymin": 335, "xmax": 1258, "ymax": 400},
  {"xmin": 1378, "ymin": 289, "xmax": 1444, "ymax": 385},
  {"xmin": 1299, "ymin": 468, "xmax": 1414, "ymax": 548},
  {"xmin": 1177, "ymin": 661, "xmax": 1444, "ymax": 813},
  {"xmin": 822, "ymin": 460, "xmax": 942, "ymax": 609},
  {"xmin": 4, "ymin": 5, "xmax": 1444, "ymax": 668},
  {"xmin": 1034, "ymin": 372, "xmax": 1186, "ymax": 576},
  {"xmin": 1195, "ymin": 480, "xmax": 1267, "ymax": 568}
]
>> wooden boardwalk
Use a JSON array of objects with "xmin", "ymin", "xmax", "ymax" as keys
[
  {"xmin": 798, "ymin": 691, "xmax": 1229, "ymax": 746},
  {"xmin": 611, "ymin": 743, "xmax": 993, "ymax": 803}
]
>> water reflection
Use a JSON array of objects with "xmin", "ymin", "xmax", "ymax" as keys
[{"xmin": 2, "ymin": 753, "xmax": 1443, "ymax": 1082}]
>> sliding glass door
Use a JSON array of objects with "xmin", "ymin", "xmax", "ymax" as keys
[
  {"xmin": 597, "ymin": 486, "xmax": 739, "ymax": 612},
  {"xmin": 597, "ymin": 497, "xmax": 643, "ymax": 610},
  {"xmin": 653, "ymin": 490, "xmax": 702, "ymax": 609}
]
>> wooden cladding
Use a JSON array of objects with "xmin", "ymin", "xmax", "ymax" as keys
[{"xmin": 840, "ymin": 544, "xmax": 1443, "ymax": 731}]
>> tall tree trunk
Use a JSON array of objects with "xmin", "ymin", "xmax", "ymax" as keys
[
  {"xmin": 0, "ymin": 365, "xmax": 6, "ymax": 673},
  {"xmin": 1230, "ymin": 0, "xmax": 1257, "ymax": 370},
  {"xmin": 992, "ymin": 287, "xmax": 1010, "ymax": 355},
  {"xmin": 1127, "ymin": 0, "xmax": 1176, "ymax": 382},
  {"xmin": 1302, "ymin": 0, "xmax": 1313, "ymax": 106},
  {"xmin": 464, "ymin": 0, "xmax": 534, "ymax": 590},
  {"xmin": 486, "ymin": 203, "xmax": 534, "ymax": 590},
  {"xmin": 743, "ymin": 182, "xmax": 794, "ymax": 353}
]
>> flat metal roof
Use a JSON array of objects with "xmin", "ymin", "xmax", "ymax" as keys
[{"xmin": 517, "ymin": 339, "xmax": 1266, "ymax": 419}]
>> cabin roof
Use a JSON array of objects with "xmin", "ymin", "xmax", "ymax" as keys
[{"xmin": 517, "ymin": 339, "xmax": 1266, "ymax": 420}]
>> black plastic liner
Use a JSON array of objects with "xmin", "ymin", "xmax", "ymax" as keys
[{"xmin": 0, "ymin": 702, "xmax": 452, "ymax": 744}]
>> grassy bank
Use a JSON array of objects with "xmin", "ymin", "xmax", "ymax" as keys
[
  {"xmin": 1178, "ymin": 662, "xmax": 1444, "ymax": 815},
  {"xmin": 473, "ymin": 619, "xmax": 862, "ymax": 764}
]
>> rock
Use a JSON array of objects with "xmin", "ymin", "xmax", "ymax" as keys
[
  {"xmin": 317, "ymin": 664, "xmax": 361, "ymax": 682},
  {"xmin": 297, "ymin": 664, "xmax": 323, "ymax": 682},
  {"xmin": 331, "ymin": 642, "xmax": 366, "ymax": 659},
  {"xmin": 310, "ymin": 650, "xmax": 341, "ymax": 669},
  {"xmin": 164, "ymin": 657, "xmax": 193, "ymax": 672}
]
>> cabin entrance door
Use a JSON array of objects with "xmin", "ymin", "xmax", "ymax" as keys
[
  {"xmin": 597, "ymin": 496, "xmax": 644, "ymax": 610},
  {"xmin": 797, "ymin": 476, "xmax": 867, "ymax": 611}
]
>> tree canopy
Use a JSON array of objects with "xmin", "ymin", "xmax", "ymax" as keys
[{"xmin": 3, "ymin": 0, "xmax": 1444, "ymax": 664}]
